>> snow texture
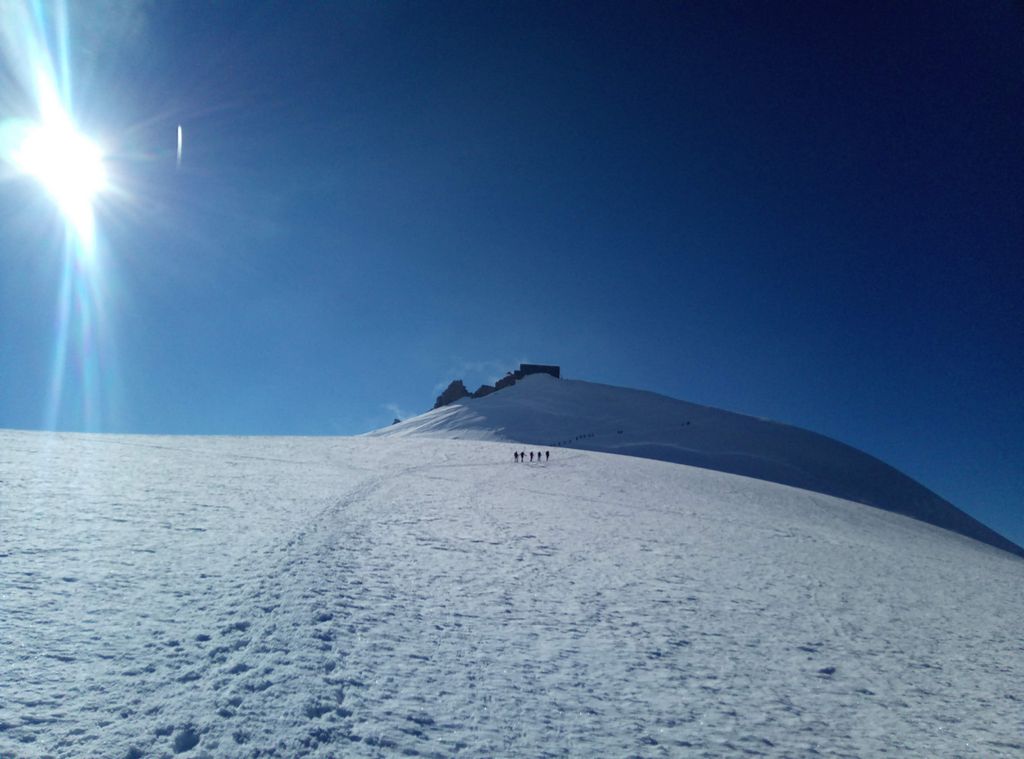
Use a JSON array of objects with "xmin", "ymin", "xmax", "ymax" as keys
[
  {"xmin": 372, "ymin": 374, "xmax": 1024, "ymax": 557},
  {"xmin": 2, "ymin": 426, "xmax": 1022, "ymax": 757}
]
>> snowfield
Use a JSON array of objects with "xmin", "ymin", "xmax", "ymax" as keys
[
  {"xmin": 374, "ymin": 374, "xmax": 1023, "ymax": 558},
  {"xmin": 2, "ymin": 426, "xmax": 1022, "ymax": 757}
]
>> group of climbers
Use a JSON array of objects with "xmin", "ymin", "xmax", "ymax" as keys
[{"xmin": 513, "ymin": 450, "xmax": 549, "ymax": 464}]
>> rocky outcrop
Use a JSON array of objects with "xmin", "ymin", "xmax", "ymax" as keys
[
  {"xmin": 471, "ymin": 384, "xmax": 496, "ymax": 399},
  {"xmin": 432, "ymin": 365, "xmax": 560, "ymax": 409},
  {"xmin": 433, "ymin": 380, "xmax": 470, "ymax": 410},
  {"xmin": 495, "ymin": 373, "xmax": 517, "ymax": 391}
]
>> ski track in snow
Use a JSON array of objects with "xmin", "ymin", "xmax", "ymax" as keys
[{"xmin": 1, "ymin": 430, "xmax": 1022, "ymax": 757}]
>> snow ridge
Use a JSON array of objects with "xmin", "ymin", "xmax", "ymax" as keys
[{"xmin": 371, "ymin": 375, "xmax": 1024, "ymax": 558}]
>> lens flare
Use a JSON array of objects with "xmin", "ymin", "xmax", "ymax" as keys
[
  {"xmin": 13, "ymin": 116, "xmax": 107, "ymax": 246},
  {"xmin": 0, "ymin": 1, "xmax": 119, "ymax": 431}
]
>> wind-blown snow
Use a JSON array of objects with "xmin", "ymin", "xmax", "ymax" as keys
[
  {"xmin": 2, "ymin": 428, "xmax": 1022, "ymax": 757},
  {"xmin": 372, "ymin": 374, "xmax": 1024, "ymax": 557}
]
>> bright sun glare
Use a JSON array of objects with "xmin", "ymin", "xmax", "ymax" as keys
[
  {"xmin": 0, "ymin": 0, "xmax": 123, "ymax": 431},
  {"xmin": 13, "ymin": 116, "xmax": 107, "ymax": 244}
]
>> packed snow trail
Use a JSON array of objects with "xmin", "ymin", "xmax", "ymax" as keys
[{"xmin": 1, "ymin": 430, "xmax": 1022, "ymax": 757}]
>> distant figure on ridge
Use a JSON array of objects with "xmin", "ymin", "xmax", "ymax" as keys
[
  {"xmin": 546, "ymin": 451, "xmax": 550, "ymax": 462},
  {"xmin": 529, "ymin": 452, "xmax": 534, "ymax": 463},
  {"xmin": 514, "ymin": 451, "xmax": 519, "ymax": 463}
]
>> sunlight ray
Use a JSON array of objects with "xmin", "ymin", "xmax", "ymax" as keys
[{"xmin": 1, "ymin": 0, "xmax": 118, "ymax": 431}]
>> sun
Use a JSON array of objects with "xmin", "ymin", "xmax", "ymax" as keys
[{"xmin": 12, "ymin": 116, "xmax": 107, "ymax": 244}]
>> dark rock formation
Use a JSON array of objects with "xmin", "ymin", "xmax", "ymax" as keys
[
  {"xmin": 471, "ymin": 385, "xmax": 496, "ymax": 399},
  {"xmin": 432, "ymin": 362, "xmax": 561, "ymax": 405},
  {"xmin": 495, "ymin": 373, "xmax": 517, "ymax": 391},
  {"xmin": 433, "ymin": 380, "xmax": 470, "ymax": 409},
  {"xmin": 433, "ymin": 365, "xmax": 560, "ymax": 408}
]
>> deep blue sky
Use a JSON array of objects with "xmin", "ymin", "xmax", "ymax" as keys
[{"xmin": 1, "ymin": 1, "xmax": 1021, "ymax": 548}]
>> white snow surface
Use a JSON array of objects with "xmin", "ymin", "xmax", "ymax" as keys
[
  {"xmin": 2, "ymin": 428, "xmax": 1023, "ymax": 757},
  {"xmin": 372, "ymin": 374, "xmax": 1024, "ymax": 557}
]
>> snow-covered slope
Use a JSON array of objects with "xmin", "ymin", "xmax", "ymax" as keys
[
  {"xmin": 372, "ymin": 374, "xmax": 1024, "ymax": 557},
  {"xmin": 2, "ymin": 429, "xmax": 1022, "ymax": 757}
]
